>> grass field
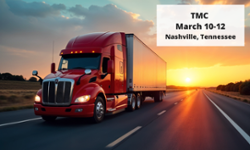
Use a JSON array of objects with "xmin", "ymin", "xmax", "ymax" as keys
[
  {"xmin": 208, "ymin": 88, "xmax": 250, "ymax": 103},
  {"xmin": 0, "ymin": 80, "xmax": 41, "ymax": 90},
  {"xmin": 0, "ymin": 80, "xmax": 41, "ymax": 112}
]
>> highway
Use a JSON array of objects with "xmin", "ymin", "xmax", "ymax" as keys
[{"xmin": 0, "ymin": 89, "xmax": 250, "ymax": 150}]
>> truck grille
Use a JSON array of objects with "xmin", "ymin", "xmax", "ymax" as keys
[{"xmin": 42, "ymin": 78, "xmax": 74, "ymax": 106}]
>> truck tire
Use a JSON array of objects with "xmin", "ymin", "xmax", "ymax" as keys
[
  {"xmin": 136, "ymin": 93, "xmax": 141, "ymax": 109},
  {"xmin": 42, "ymin": 116, "xmax": 57, "ymax": 122},
  {"xmin": 154, "ymin": 92, "xmax": 163, "ymax": 102},
  {"xmin": 93, "ymin": 96, "xmax": 105, "ymax": 123},
  {"xmin": 126, "ymin": 94, "xmax": 136, "ymax": 111},
  {"xmin": 141, "ymin": 95, "xmax": 145, "ymax": 103}
]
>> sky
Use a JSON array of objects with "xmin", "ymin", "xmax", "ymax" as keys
[{"xmin": 0, "ymin": 0, "xmax": 250, "ymax": 87}]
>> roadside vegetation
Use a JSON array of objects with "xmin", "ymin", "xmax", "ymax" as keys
[
  {"xmin": 0, "ymin": 79, "xmax": 41, "ymax": 112},
  {"xmin": 0, "ymin": 72, "xmax": 39, "ymax": 82},
  {"xmin": 209, "ymin": 79, "xmax": 250, "ymax": 104},
  {"xmin": 216, "ymin": 80, "xmax": 250, "ymax": 95}
]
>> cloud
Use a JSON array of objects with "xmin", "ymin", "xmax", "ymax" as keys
[
  {"xmin": 178, "ymin": 0, "xmax": 193, "ymax": 4},
  {"xmin": 193, "ymin": 0, "xmax": 250, "ymax": 5},
  {"xmin": 6, "ymin": 0, "xmax": 66, "ymax": 17},
  {"xmin": 0, "ymin": 0, "xmax": 82, "ymax": 52},
  {"xmin": 0, "ymin": 1, "xmax": 154, "ymax": 50},
  {"xmin": 68, "ymin": 4, "xmax": 88, "ymax": 16},
  {"xmin": 0, "ymin": 45, "xmax": 36, "ymax": 57},
  {"xmin": 68, "ymin": 4, "xmax": 154, "ymax": 38}
]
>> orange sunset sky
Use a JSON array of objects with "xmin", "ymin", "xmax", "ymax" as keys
[{"xmin": 0, "ymin": 0, "xmax": 250, "ymax": 87}]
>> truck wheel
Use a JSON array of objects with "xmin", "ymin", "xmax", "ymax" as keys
[
  {"xmin": 126, "ymin": 94, "xmax": 136, "ymax": 111},
  {"xmin": 141, "ymin": 95, "xmax": 145, "ymax": 103},
  {"xmin": 160, "ymin": 92, "xmax": 164, "ymax": 102},
  {"xmin": 93, "ymin": 96, "xmax": 105, "ymax": 123},
  {"xmin": 42, "ymin": 116, "xmax": 57, "ymax": 122},
  {"xmin": 136, "ymin": 93, "xmax": 141, "ymax": 109},
  {"xmin": 154, "ymin": 92, "xmax": 163, "ymax": 102}
]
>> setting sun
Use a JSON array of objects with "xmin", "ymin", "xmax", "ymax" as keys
[{"xmin": 185, "ymin": 78, "xmax": 191, "ymax": 83}]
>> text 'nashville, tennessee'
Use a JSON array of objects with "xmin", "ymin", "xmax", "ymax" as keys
[{"xmin": 165, "ymin": 34, "xmax": 236, "ymax": 40}]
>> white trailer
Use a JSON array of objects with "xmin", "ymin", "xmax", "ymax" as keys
[{"xmin": 126, "ymin": 34, "xmax": 166, "ymax": 94}]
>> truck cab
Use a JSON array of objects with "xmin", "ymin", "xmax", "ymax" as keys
[{"xmin": 33, "ymin": 32, "xmax": 129, "ymax": 123}]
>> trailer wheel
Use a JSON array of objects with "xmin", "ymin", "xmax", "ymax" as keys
[
  {"xmin": 141, "ymin": 95, "xmax": 146, "ymax": 103},
  {"xmin": 154, "ymin": 92, "xmax": 163, "ymax": 102},
  {"xmin": 126, "ymin": 94, "xmax": 136, "ymax": 111},
  {"xmin": 42, "ymin": 116, "xmax": 57, "ymax": 122},
  {"xmin": 93, "ymin": 96, "xmax": 105, "ymax": 123},
  {"xmin": 136, "ymin": 93, "xmax": 141, "ymax": 109}
]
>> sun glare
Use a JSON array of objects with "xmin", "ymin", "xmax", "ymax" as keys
[{"xmin": 185, "ymin": 77, "xmax": 191, "ymax": 83}]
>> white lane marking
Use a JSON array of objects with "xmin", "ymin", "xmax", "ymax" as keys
[
  {"xmin": 204, "ymin": 93, "xmax": 250, "ymax": 145},
  {"xmin": 158, "ymin": 110, "xmax": 166, "ymax": 116},
  {"xmin": 174, "ymin": 102, "xmax": 178, "ymax": 105},
  {"xmin": 0, "ymin": 118, "xmax": 41, "ymax": 127},
  {"xmin": 106, "ymin": 126, "xmax": 142, "ymax": 148}
]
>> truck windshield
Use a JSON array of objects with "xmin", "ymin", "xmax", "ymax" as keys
[{"xmin": 58, "ymin": 53, "xmax": 101, "ymax": 70}]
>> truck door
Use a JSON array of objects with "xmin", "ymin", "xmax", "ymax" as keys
[
  {"xmin": 100, "ymin": 57, "xmax": 111, "ymax": 93},
  {"xmin": 115, "ymin": 44, "xmax": 124, "ymax": 94}
]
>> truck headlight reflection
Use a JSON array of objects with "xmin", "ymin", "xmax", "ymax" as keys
[{"xmin": 75, "ymin": 95, "xmax": 91, "ymax": 103}]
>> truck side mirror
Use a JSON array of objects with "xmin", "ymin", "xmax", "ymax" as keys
[
  {"xmin": 32, "ymin": 70, "xmax": 38, "ymax": 76},
  {"xmin": 51, "ymin": 63, "xmax": 55, "ymax": 73},
  {"xmin": 107, "ymin": 60, "xmax": 114, "ymax": 74},
  {"xmin": 32, "ymin": 70, "xmax": 43, "ymax": 85}
]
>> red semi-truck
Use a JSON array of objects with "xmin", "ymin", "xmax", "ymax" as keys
[{"xmin": 33, "ymin": 32, "xmax": 166, "ymax": 123}]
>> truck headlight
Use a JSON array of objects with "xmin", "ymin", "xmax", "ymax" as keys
[
  {"xmin": 75, "ymin": 95, "xmax": 91, "ymax": 103},
  {"xmin": 35, "ymin": 95, "xmax": 40, "ymax": 102}
]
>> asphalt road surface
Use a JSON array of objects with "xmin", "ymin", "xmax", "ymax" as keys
[{"xmin": 1, "ymin": 89, "xmax": 250, "ymax": 150}]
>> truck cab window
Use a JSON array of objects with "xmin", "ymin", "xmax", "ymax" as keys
[
  {"xmin": 58, "ymin": 53, "xmax": 101, "ymax": 70},
  {"xmin": 61, "ymin": 60, "xmax": 68, "ymax": 70},
  {"xmin": 102, "ymin": 57, "xmax": 110, "ymax": 73},
  {"xmin": 117, "ymin": 45, "xmax": 122, "ymax": 51}
]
